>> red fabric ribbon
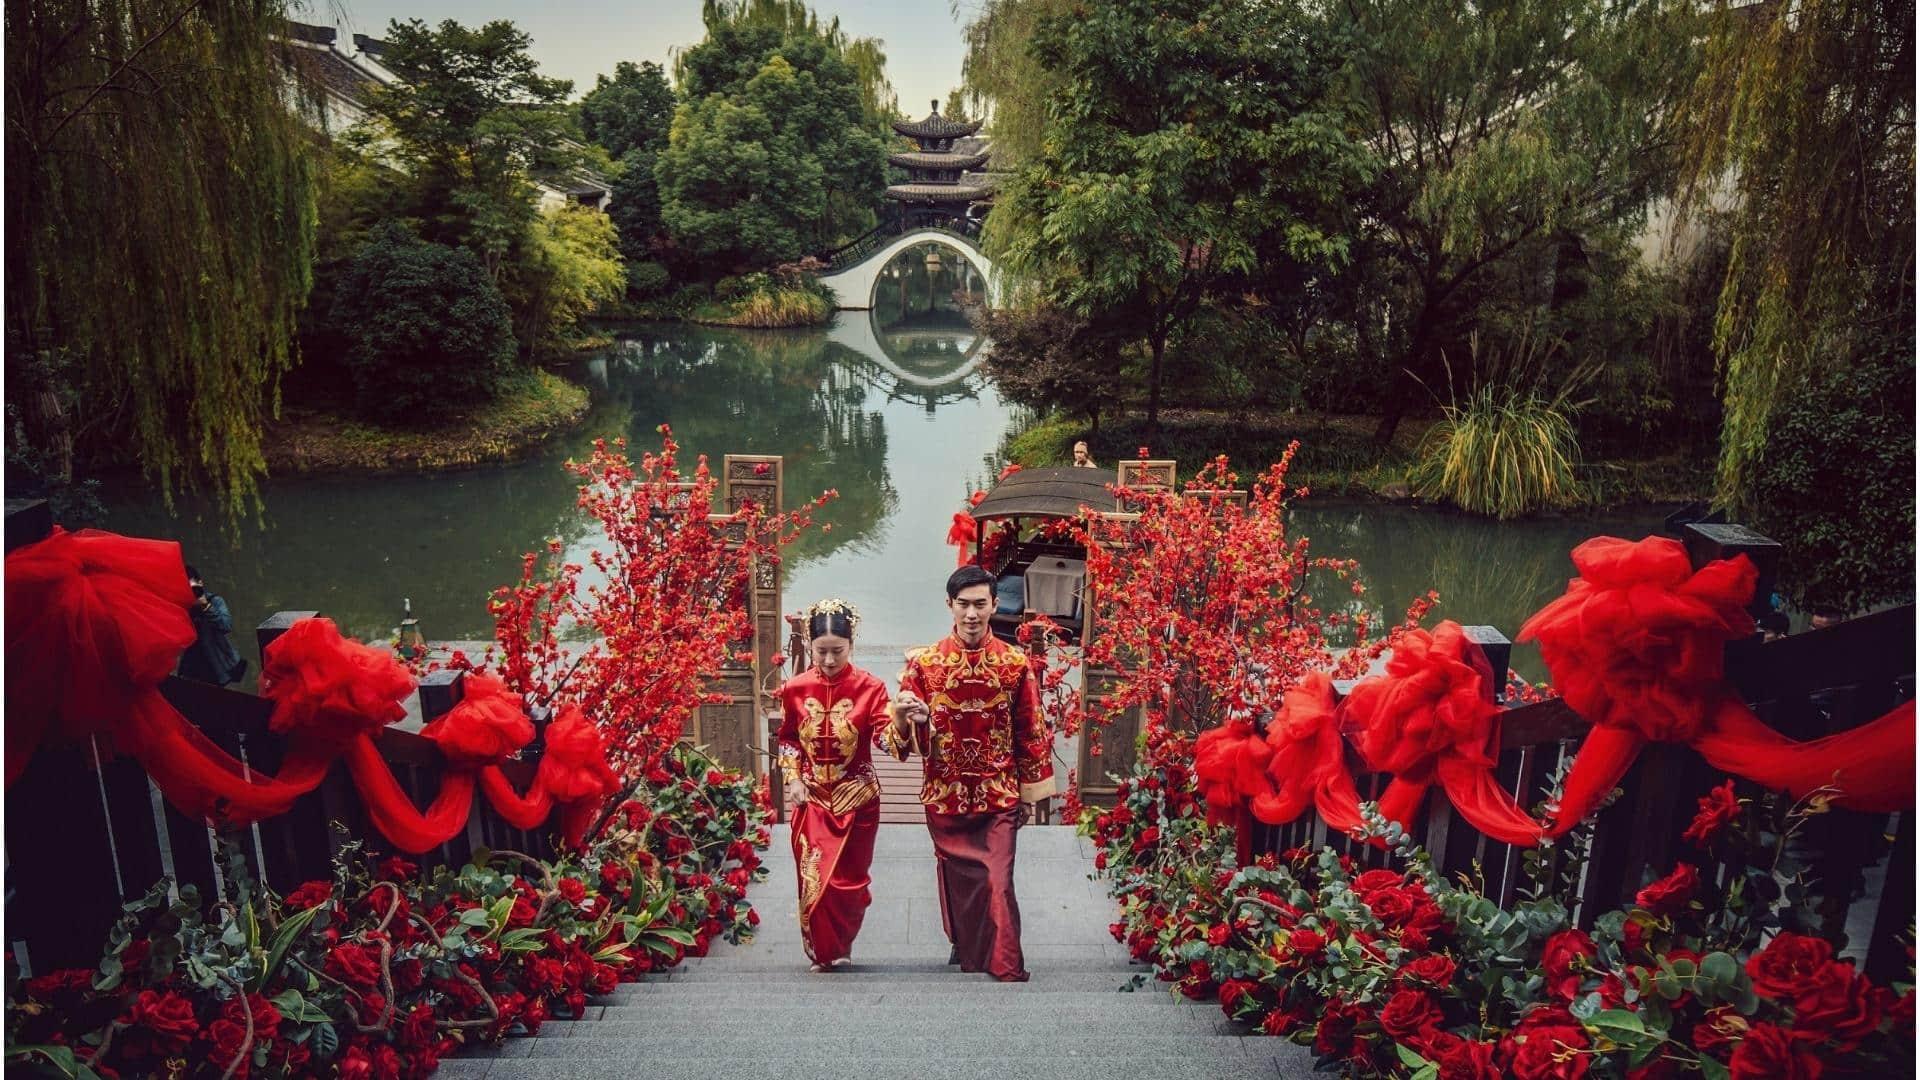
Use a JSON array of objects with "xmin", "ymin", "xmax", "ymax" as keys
[
  {"xmin": 1251, "ymin": 672, "xmax": 1363, "ymax": 836},
  {"xmin": 1520, "ymin": 536, "xmax": 1914, "ymax": 832},
  {"xmin": 6, "ymin": 528, "xmax": 324, "ymax": 822},
  {"xmin": 1194, "ymin": 717, "xmax": 1274, "ymax": 827},
  {"xmin": 5, "ymin": 527, "xmax": 196, "ymax": 783},
  {"xmin": 6, "ymin": 526, "xmax": 617, "ymax": 850},
  {"xmin": 1342, "ymin": 621, "xmax": 1545, "ymax": 846},
  {"xmin": 948, "ymin": 512, "xmax": 980, "ymax": 567}
]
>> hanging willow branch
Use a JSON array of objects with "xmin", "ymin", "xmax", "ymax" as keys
[{"xmin": 6, "ymin": 0, "xmax": 318, "ymax": 516}]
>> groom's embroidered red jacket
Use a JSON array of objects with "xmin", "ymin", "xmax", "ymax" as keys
[{"xmin": 881, "ymin": 634, "xmax": 1054, "ymax": 814}]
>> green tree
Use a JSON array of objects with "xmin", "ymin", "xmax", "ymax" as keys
[
  {"xmin": 986, "ymin": 0, "xmax": 1370, "ymax": 430},
  {"xmin": 579, "ymin": 61, "xmax": 678, "ymax": 158},
  {"xmin": 504, "ymin": 206, "xmax": 628, "ymax": 350},
  {"xmin": 1334, "ymin": 0, "xmax": 1698, "ymax": 443},
  {"xmin": 580, "ymin": 62, "xmax": 677, "ymax": 266},
  {"xmin": 330, "ymin": 223, "xmax": 517, "ymax": 422},
  {"xmin": 683, "ymin": 0, "xmax": 898, "ymax": 127},
  {"xmin": 5, "ymin": 0, "xmax": 316, "ymax": 512},
  {"xmin": 958, "ymin": 0, "xmax": 1074, "ymax": 169},
  {"xmin": 363, "ymin": 19, "xmax": 596, "ymax": 279},
  {"xmin": 1674, "ymin": 0, "xmax": 1913, "ymax": 518},
  {"xmin": 658, "ymin": 32, "xmax": 887, "ymax": 271}
]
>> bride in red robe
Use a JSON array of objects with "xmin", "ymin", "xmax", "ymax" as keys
[{"xmin": 775, "ymin": 598, "xmax": 891, "ymax": 972}]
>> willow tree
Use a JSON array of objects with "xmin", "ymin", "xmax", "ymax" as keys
[
  {"xmin": 1676, "ymin": 0, "xmax": 1914, "ymax": 508},
  {"xmin": 5, "ymin": 0, "xmax": 317, "ymax": 512},
  {"xmin": 956, "ymin": 0, "xmax": 1073, "ymax": 168},
  {"xmin": 1673, "ymin": 0, "xmax": 1913, "ymax": 609}
]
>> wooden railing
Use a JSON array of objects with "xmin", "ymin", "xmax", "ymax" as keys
[{"xmin": 1246, "ymin": 526, "xmax": 1915, "ymax": 983}]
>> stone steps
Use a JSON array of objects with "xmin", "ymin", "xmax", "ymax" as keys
[{"xmin": 442, "ymin": 824, "xmax": 1315, "ymax": 1079}]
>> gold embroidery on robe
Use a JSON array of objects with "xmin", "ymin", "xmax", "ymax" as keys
[{"xmin": 796, "ymin": 831, "xmax": 825, "ymax": 959}]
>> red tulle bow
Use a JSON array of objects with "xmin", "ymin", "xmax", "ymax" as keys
[
  {"xmin": 1251, "ymin": 672, "xmax": 1363, "ymax": 836},
  {"xmin": 421, "ymin": 675, "xmax": 534, "ymax": 765},
  {"xmin": 1520, "ymin": 535, "xmax": 1913, "ymax": 832},
  {"xmin": 948, "ymin": 512, "xmax": 980, "ymax": 566},
  {"xmin": 1193, "ymin": 717, "xmax": 1274, "ymax": 827},
  {"xmin": 1342, "ymin": 621, "xmax": 1545, "ymax": 846}
]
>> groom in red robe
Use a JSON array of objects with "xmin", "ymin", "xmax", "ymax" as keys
[{"xmin": 882, "ymin": 564, "xmax": 1054, "ymax": 982}]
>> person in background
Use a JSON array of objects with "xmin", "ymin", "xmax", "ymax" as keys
[
  {"xmin": 1071, "ymin": 440, "xmax": 1098, "ymax": 469},
  {"xmin": 178, "ymin": 564, "xmax": 246, "ymax": 687},
  {"xmin": 1809, "ymin": 605, "xmax": 1846, "ymax": 630},
  {"xmin": 1758, "ymin": 611, "xmax": 1791, "ymax": 642}
]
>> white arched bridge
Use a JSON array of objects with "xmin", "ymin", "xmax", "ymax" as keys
[{"xmin": 817, "ymin": 226, "xmax": 1000, "ymax": 311}]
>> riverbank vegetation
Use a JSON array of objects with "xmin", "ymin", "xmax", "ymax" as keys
[
  {"xmin": 966, "ymin": 0, "xmax": 1912, "ymax": 612},
  {"xmin": 262, "ymin": 370, "xmax": 589, "ymax": 475}
]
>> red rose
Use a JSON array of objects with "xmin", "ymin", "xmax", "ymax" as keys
[
  {"xmin": 1683, "ymin": 781, "xmax": 1740, "ymax": 848},
  {"xmin": 1205, "ymin": 923, "xmax": 1231, "ymax": 947},
  {"xmin": 1133, "ymin": 826, "xmax": 1161, "ymax": 851},
  {"xmin": 375, "ymin": 856, "xmax": 418, "ymax": 882},
  {"xmin": 284, "ymin": 880, "xmax": 334, "ymax": 911},
  {"xmin": 121, "ymin": 989, "xmax": 199, "ymax": 1057},
  {"xmin": 1366, "ymin": 887, "xmax": 1416, "ymax": 926},
  {"xmin": 1504, "ymin": 1010, "xmax": 1590, "ymax": 1080},
  {"xmin": 206, "ymin": 1019, "xmax": 254, "ymax": 1078},
  {"xmin": 1313, "ymin": 996, "xmax": 1367, "ymax": 1060},
  {"xmin": 1428, "ymin": 1032, "xmax": 1502, "ymax": 1080},
  {"xmin": 1541, "ymin": 929, "xmax": 1597, "ymax": 1000},
  {"xmin": 1380, "ymin": 988, "xmax": 1443, "ymax": 1042},
  {"xmin": 557, "ymin": 878, "xmax": 587, "ymax": 905},
  {"xmin": 1746, "ymin": 933, "xmax": 1834, "ymax": 1000},
  {"xmin": 1352, "ymin": 868, "xmax": 1405, "ymax": 895},
  {"xmin": 1400, "ymin": 954, "xmax": 1457, "ymax": 987},
  {"xmin": 1893, "ymin": 989, "xmax": 1915, "ymax": 1036},
  {"xmin": 1186, "ymin": 960, "xmax": 1210, "ymax": 985},
  {"xmin": 325, "ymin": 942, "xmax": 381, "ymax": 991},
  {"xmin": 1282, "ymin": 922, "xmax": 1328, "ymax": 960},
  {"xmin": 1260, "ymin": 1005, "xmax": 1308, "ymax": 1036},
  {"xmin": 1728, "ymin": 1022, "xmax": 1823, "ymax": 1079},
  {"xmin": 1692, "ymin": 1005, "xmax": 1747, "ymax": 1056},
  {"xmin": 1634, "ymin": 863, "xmax": 1699, "ymax": 915},
  {"xmin": 1621, "ymin": 918, "xmax": 1648, "ymax": 954},
  {"xmin": 1217, "ymin": 978, "xmax": 1256, "ymax": 1014},
  {"xmin": 222, "ymin": 993, "xmax": 281, "ymax": 1044},
  {"xmin": 1790, "ymin": 959, "xmax": 1884, "ymax": 1050}
]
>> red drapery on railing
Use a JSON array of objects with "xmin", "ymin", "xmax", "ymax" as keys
[{"xmin": 6, "ymin": 527, "xmax": 621, "ymax": 854}]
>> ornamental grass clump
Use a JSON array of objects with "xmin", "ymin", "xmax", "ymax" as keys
[{"xmin": 1411, "ymin": 384, "xmax": 1585, "ymax": 519}]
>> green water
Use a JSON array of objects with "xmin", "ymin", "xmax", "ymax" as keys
[{"xmin": 96, "ymin": 245, "xmax": 1672, "ymax": 682}]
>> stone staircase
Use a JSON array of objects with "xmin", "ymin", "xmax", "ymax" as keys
[{"xmin": 439, "ymin": 824, "xmax": 1318, "ymax": 1079}]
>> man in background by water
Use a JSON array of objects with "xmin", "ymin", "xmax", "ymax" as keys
[
  {"xmin": 177, "ymin": 564, "xmax": 246, "ymax": 687},
  {"xmin": 1071, "ymin": 441, "xmax": 1097, "ymax": 469}
]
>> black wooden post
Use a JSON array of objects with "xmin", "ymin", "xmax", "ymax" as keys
[
  {"xmin": 257, "ymin": 610, "xmax": 321, "ymax": 660},
  {"xmin": 419, "ymin": 669, "xmax": 465, "ymax": 721},
  {"xmin": 4, "ymin": 498, "xmax": 53, "ymax": 553},
  {"xmin": 1681, "ymin": 523, "xmax": 1783, "ymax": 620},
  {"xmin": 1463, "ymin": 626, "xmax": 1512, "ymax": 703}
]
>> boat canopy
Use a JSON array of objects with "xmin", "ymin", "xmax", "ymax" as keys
[{"xmin": 968, "ymin": 466, "xmax": 1113, "ymax": 522}]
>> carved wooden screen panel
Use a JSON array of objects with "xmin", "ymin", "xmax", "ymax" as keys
[
  {"xmin": 692, "ymin": 455, "xmax": 779, "ymax": 780},
  {"xmin": 1076, "ymin": 510, "xmax": 1145, "ymax": 806}
]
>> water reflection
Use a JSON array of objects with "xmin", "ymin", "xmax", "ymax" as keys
[
  {"xmin": 91, "ymin": 238, "xmax": 1670, "ymax": 682},
  {"xmin": 96, "ymin": 307, "xmax": 1009, "ymax": 658}
]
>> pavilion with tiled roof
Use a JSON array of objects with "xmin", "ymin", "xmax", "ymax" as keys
[{"xmin": 884, "ymin": 101, "xmax": 995, "ymax": 230}]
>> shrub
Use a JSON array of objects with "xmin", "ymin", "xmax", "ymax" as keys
[
  {"xmin": 625, "ymin": 260, "xmax": 672, "ymax": 299},
  {"xmin": 1749, "ymin": 349, "xmax": 1915, "ymax": 613},
  {"xmin": 1410, "ymin": 385, "xmax": 1585, "ymax": 519},
  {"xmin": 328, "ymin": 221, "xmax": 516, "ymax": 423}
]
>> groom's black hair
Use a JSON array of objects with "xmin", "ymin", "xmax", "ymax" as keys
[{"xmin": 946, "ymin": 564, "xmax": 997, "ymax": 600}]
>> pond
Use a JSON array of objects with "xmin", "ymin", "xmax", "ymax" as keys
[{"xmin": 98, "ymin": 244, "xmax": 1674, "ymax": 684}]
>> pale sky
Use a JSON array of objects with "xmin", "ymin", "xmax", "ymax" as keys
[{"xmin": 316, "ymin": 0, "xmax": 975, "ymax": 116}]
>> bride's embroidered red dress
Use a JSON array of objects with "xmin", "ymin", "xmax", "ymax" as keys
[{"xmin": 775, "ymin": 663, "xmax": 892, "ymax": 966}]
